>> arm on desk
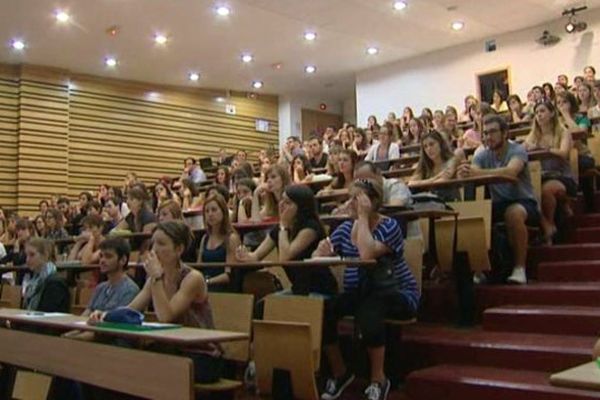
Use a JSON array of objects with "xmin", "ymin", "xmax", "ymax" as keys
[{"xmin": 149, "ymin": 268, "xmax": 206, "ymax": 323}]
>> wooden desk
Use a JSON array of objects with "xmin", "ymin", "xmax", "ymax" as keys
[
  {"xmin": 316, "ymin": 188, "xmax": 349, "ymax": 203},
  {"xmin": 233, "ymin": 220, "xmax": 279, "ymax": 235},
  {"xmin": 550, "ymin": 361, "xmax": 600, "ymax": 391},
  {"xmin": 0, "ymin": 308, "xmax": 247, "ymax": 346},
  {"xmin": 527, "ymin": 149, "xmax": 564, "ymax": 161},
  {"xmin": 189, "ymin": 259, "xmax": 377, "ymax": 270},
  {"xmin": 383, "ymin": 167, "xmax": 415, "ymax": 179},
  {"xmin": 408, "ymin": 174, "xmax": 518, "ymax": 191},
  {"xmin": 0, "ymin": 309, "xmax": 247, "ymax": 400},
  {"xmin": 399, "ymin": 144, "xmax": 421, "ymax": 154},
  {"xmin": 53, "ymin": 232, "xmax": 153, "ymax": 247},
  {"xmin": 373, "ymin": 155, "xmax": 420, "ymax": 170},
  {"xmin": 303, "ymin": 177, "xmax": 333, "ymax": 192}
]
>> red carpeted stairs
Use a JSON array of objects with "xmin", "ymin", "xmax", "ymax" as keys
[{"xmin": 405, "ymin": 210, "xmax": 600, "ymax": 399}]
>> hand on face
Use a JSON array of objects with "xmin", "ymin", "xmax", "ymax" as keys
[
  {"xmin": 356, "ymin": 192, "xmax": 372, "ymax": 218},
  {"xmin": 142, "ymin": 250, "xmax": 163, "ymax": 279},
  {"xmin": 279, "ymin": 202, "xmax": 296, "ymax": 228}
]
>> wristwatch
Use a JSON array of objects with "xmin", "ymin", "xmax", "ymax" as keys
[{"xmin": 151, "ymin": 273, "xmax": 164, "ymax": 284}]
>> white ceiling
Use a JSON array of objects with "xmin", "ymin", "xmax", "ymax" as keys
[{"xmin": 1, "ymin": 0, "xmax": 598, "ymax": 100}]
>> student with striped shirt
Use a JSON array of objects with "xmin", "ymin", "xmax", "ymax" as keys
[{"xmin": 315, "ymin": 178, "xmax": 419, "ymax": 400}]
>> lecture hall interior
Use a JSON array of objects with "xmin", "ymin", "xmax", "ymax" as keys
[{"xmin": 2, "ymin": 0, "xmax": 600, "ymax": 399}]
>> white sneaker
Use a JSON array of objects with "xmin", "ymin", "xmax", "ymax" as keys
[{"xmin": 507, "ymin": 267, "xmax": 527, "ymax": 284}]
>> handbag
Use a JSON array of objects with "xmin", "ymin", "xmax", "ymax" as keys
[{"xmin": 359, "ymin": 253, "xmax": 400, "ymax": 296}]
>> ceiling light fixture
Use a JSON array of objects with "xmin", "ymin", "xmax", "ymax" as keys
[
  {"xmin": 189, "ymin": 72, "xmax": 200, "ymax": 81},
  {"xmin": 304, "ymin": 31, "xmax": 317, "ymax": 41},
  {"xmin": 393, "ymin": 1, "xmax": 407, "ymax": 11},
  {"xmin": 55, "ymin": 10, "xmax": 70, "ymax": 23},
  {"xmin": 252, "ymin": 81, "xmax": 263, "ymax": 89},
  {"xmin": 563, "ymin": 6, "xmax": 588, "ymax": 34},
  {"xmin": 451, "ymin": 21, "xmax": 464, "ymax": 31},
  {"xmin": 154, "ymin": 33, "xmax": 168, "ymax": 45},
  {"xmin": 105, "ymin": 57, "xmax": 118, "ymax": 67},
  {"xmin": 241, "ymin": 54, "xmax": 253, "ymax": 63},
  {"xmin": 11, "ymin": 39, "xmax": 25, "ymax": 51},
  {"xmin": 305, "ymin": 65, "xmax": 317, "ymax": 74},
  {"xmin": 216, "ymin": 6, "xmax": 231, "ymax": 16},
  {"xmin": 366, "ymin": 46, "xmax": 379, "ymax": 55},
  {"xmin": 215, "ymin": 97, "xmax": 226, "ymax": 103}
]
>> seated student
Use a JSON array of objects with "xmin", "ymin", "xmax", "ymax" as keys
[
  {"xmin": 64, "ymin": 238, "xmax": 139, "ymax": 341},
  {"xmin": 577, "ymin": 81, "xmax": 595, "ymax": 115},
  {"xmin": 177, "ymin": 178, "xmax": 197, "ymax": 211},
  {"xmin": 507, "ymin": 94, "xmax": 531, "ymax": 123},
  {"xmin": 33, "ymin": 215, "xmax": 46, "ymax": 238},
  {"xmin": 441, "ymin": 111, "xmax": 464, "ymax": 145},
  {"xmin": 290, "ymin": 154, "xmax": 314, "ymax": 183},
  {"xmin": 23, "ymin": 237, "xmax": 70, "ymax": 312},
  {"xmin": 67, "ymin": 214, "xmax": 104, "ymax": 265},
  {"xmin": 554, "ymin": 82, "xmax": 568, "ymax": 96},
  {"xmin": 352, "ymin": 128, "xmax": 370, "ymax": 158},
  {"xmin": 251, "ymin": 164, "xmax": 291, "ymax": 221},
  {"xmin": 108, "ymin": 186, "xmax": 130, "ymax": 218},
  {"xmin": 182, "ymin": 156, "xmax": 207, "ymax": 185},
  {"xmin": 326, "ymin": 144, "xmax": 342, "ymax": 176},
  {"xmin": 542, "ymin": 82, "xmax": 556, "ymax": 104},
  {"xmin": 153, "ymin": 179, "xmax": 180, "ymax": 213},
  {"xmin": 0, "ymin": 211, "xmax": 17, "ymax": 247},
  {"xmin": 236, "ymin": 184, "xmax": 337, "ymax": 296},
  {"xmin": 1, "ymin": 219, "xmax": 35, "ymax": 285},
  {"xmin": 523, "ymin": 100, "xmax": 576, "ymax": 245},
  {"xmin": 459, "ymin": 102, "xmax": 493, "ymax": 150},
  {"xmin": 114, "ymin": 187, "xmax": 157, "ymax": 234},
  {"xmin": 214, "ymin": 166, "xmax": 231, "ymax": 190},
  {"xmin": 459, "ymin": 95, "xmax": 478, "ymax": 123},
  {"xmin": 316, "ymin": 178, "xmax": 419, "ymax": 400},
  {"xmin": 102, "ymin": 198, "xmax": 122, "ymax": 233},
  {"xmin": 197, "ymin": 194, "xmax": 241, "ymax": 292},
  {"xmin": 90, "ymin": 221, "xmax": 222, "ymax": 384},
  {"xmin": 364, "ymin": 122, "xmax": 400, "ymax": 163},
  {"xmin": 402, "ymin": 117, "xmax": 425, "ymax": 147},
  {"xmin": 157, "ymin": 199, "xmax": 183, "ymax": 223},
  {"xmin": 323, "ymin": 149, "xmax": 358, "ymax": 192},
  {"xmin": 308, "ymin": 135, "xmax": 329, "ymax": 169},
  {"xmin": 409, "ymin": 130, "xmax": 460, "ymax": 202},
  {"xmin": 458, "ymin": 114, "xmax": 539, "ymax": 284},
  {"xmin": 70, "ymin": 192, "xmax": 93, "ymax": 236},
  {"xmin": 584, "ymin": 65, "xmax": 596, "ymax": 83},
  {"xmin": 44, "ymin": 209, "xmax": 69, "ymax": 241}
]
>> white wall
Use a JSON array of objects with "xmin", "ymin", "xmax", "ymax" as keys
[
  {"xmin": 278, "ymin": 94, "xmax": 343, "ymax": 146},
  {"xmin": 356, "ymin": 8, "xmax": 600, "ymax": 126}
]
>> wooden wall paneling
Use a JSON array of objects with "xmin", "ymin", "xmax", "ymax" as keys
[
  {"xmin": 0, "ymin": 72, "xmax": 19, "ymax": 211},
  {"xmin": 301, "ymin": 108, "xmax": 342, "ymax": 140},
  {"xmin": 16, "ymin": 66, "xmax": 70, "ymax": 215},
  {"xmin": 67, "ymin": 78, "xmax": 278, "ymax": 196}
]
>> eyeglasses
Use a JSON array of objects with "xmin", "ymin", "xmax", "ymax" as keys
[{"xmin": 482, "ymin": 127, "xmax": 501, "ymax": 136}]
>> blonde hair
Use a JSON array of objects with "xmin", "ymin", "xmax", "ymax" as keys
[
  {"xmin": 263, "ymin": 164, "xmax": 291, "ymax": 217},
  {"xmin": 527, "ymin": 100, "xmax": 566, "ymax": 149}
]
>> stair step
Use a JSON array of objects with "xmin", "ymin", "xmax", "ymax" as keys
[
  {"xmin": 574, "ymin": 228, "xmax": 600, "ymax": 244},
  {"xmin": 483, "ymin": 305, "xmax": 600, "ymax": 336},
  {"xmin": 538, "ymin": 261, "xmax": 600, "ymax": 282},
  {"xmin": 476, "ymin": 283, "xmax": 600, "ymax": 313},
  {"xmin": 403, "ymin": 324, "xmax": 595, "ymax": 372},
  {"xmin": 407, "ymin": 364, "xmax": 600, "ymax": 400},
  {"xmin": 574, "ymin": 213, "xmax": 600, "ymax": 228},
  {"xmin": 530, "ymin": 244, "xmax": 600, "ymax": 265}
]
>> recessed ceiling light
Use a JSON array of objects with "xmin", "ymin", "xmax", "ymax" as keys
[
  {"xmin": 252, "ymin": 81, "xmax": 263, "ymax": 89},
  {"xmin": 366, "ymin": 46, "xmax": 379, "ymax": 55},
  {"xmin": 305, "ymin": 65, "xmax": 317, "ymax": 74},
  {"xmin": 154, "ymin": 33, "xmax": 168, "ymax": 45},
  {"xmin": 304, "ymin": 31, "xmax": 317, "ymax": 41},
  {"xmin": 55, "ymin": 10, "xmax": 70, "ymax": 23},
  {"xmin": 241, "ymin": 54, "xmax": 253, "ymax": 63},
  {"xmin": 189, "ymin": 72, "xmax": 200, "ymax": 81},
  {"xmin": 451, "ymin": 21, "xmax": 464, "ymax": 31},
  {"xmin": 393, "ymin": 1, "xmax": 407, "ymax": 11},
  {"xmin": 11, "ymin": 39, "xmax": 25, "ymax": 51},
  {"xmin": 215, "ymin": 97, "xmax": 226, "ymax": 103},
  {"xmin": 216, "ymin": 6, "xmax": 231, "ymax": 16},
  {"xmin": 105, "ymin": 57, "xmax": 118, "ymax": 67}
]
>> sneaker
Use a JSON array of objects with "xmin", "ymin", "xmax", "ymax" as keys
[
  {"xmin": 244, "ymin": 360, "xmax": 256, "ymax": 389},
  {"xmin": 364, "ymin": 379, "xmax": 391, "ymax": 400},
  {"xmin": 507, "ymin": 266, "xmax": 527, "ymax": 284},
  {"xmin": 321, "ymin": 371, "xmax": 355, "ymax": 400}
]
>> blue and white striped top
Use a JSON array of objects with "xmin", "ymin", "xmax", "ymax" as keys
[{"xmin": 330, "ymin": 218, "xmax": 420, "ymax": 313}]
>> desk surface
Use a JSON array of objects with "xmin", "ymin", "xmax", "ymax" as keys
[
  {"xmin": 550, "ymin": 361, "xmax": 600, "ymax": 391},
  {"xmin": 408, "ymin": 174, "xmax": 518, "ymax": 191},
  {"xmin": 0, "ymin": 308, "xmax": 247, "ymax": 346}
]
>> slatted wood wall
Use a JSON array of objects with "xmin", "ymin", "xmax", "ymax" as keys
[
  {"xmin": 0, "ymin": 66, "xmax": 19, "ymax": 211},
  {"xmin": 1, "ymin": 64, "xmax": 279, "ymax": 216}
]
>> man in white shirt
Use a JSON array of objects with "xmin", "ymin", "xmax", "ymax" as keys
[{"xmin": 183, "ymin": 157, "xmax": 207, "ymax": 184}]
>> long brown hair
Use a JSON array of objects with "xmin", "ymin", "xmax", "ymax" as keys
[
  {"xmin": 263, "ymin": 164, "xmax": 291, "ymax": 217},
  {"xmin": 331, "ymin": 149, "xmax": 358, "ymax": 189},
  {"xmin": 415, "ymin": 130, "xmax": 454, "ymax": 179},
  {"xmin": 204, "ymin": 194, "xmax": 233, "ymax": 236},
  {"xmin": 528, "ymin": 100, "xmax": 566, "ymax": 149}
]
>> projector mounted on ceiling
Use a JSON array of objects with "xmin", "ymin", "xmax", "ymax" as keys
[{"xmin": 536, "ymin": 30, "xmax": 561, "ymax": 46}]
